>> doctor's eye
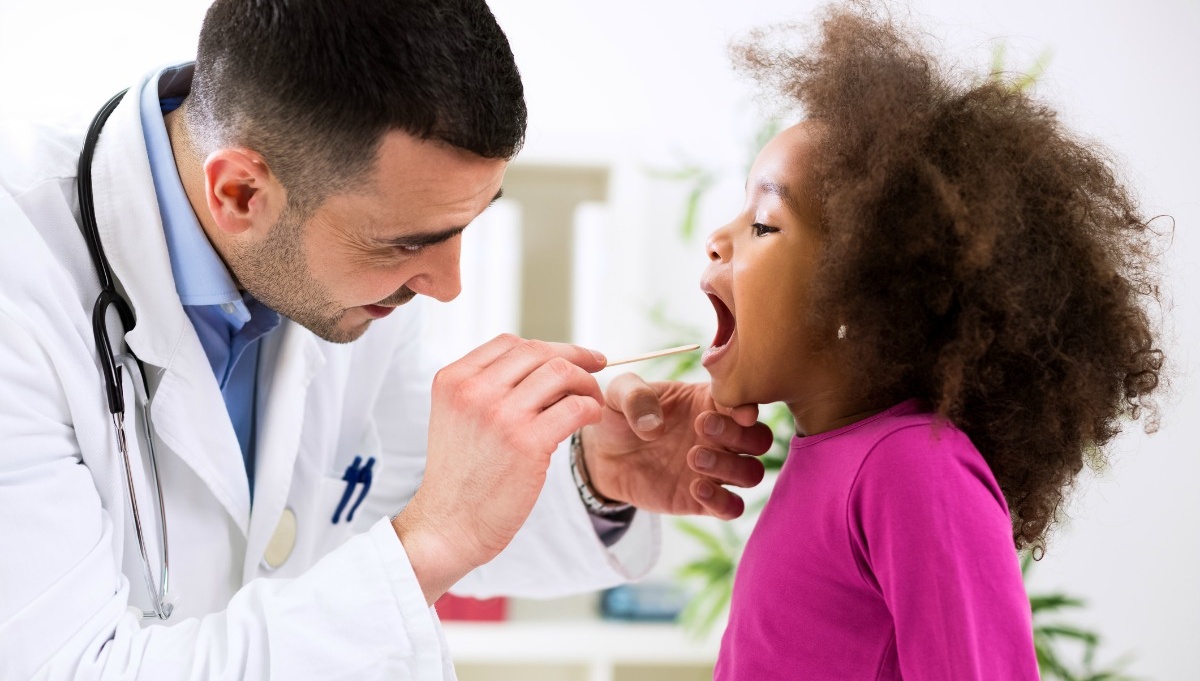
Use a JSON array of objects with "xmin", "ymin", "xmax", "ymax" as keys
[
  {"xmin": 751, "ymin": 222, "xmax": 780, "ymax": 237},
  {"xmin": 395, "ymin": 243, "xmax": 425, "ymax": 254}
]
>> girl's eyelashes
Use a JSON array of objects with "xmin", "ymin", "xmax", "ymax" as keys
[{"xmin": 751, "ymin": 222, "xmax": 780, "ymax": 237}]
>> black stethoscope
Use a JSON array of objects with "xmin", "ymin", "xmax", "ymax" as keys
[{"xmin": 79, "ymin": 89, "xmax": 173, "ymax": 620}]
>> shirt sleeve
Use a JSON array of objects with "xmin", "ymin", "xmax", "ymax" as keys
[
  {"xmin": 589, "ymin": 507, "xmax": 636, "ymax": 547},
  {"xmin": 847, "ymin": 424, "xmax": 1040, "ymax": 681}
]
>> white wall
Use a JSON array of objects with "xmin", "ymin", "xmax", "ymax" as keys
[{"xmin": 3, "ymin": 0, "xmax": 1196, "ymax": 677}]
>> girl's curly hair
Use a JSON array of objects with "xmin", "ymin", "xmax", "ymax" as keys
[{"xmin": 735, "ymin": 2, "xmax": 1166, "ymax": 550}]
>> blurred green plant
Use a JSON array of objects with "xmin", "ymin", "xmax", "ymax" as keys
[
  {"xmin": 643, "ymin": 165, "xmax": 717, "ymax": 241},
  {"xmin": 1023, "ymin": 553, "xmax": 1138, "ymax": 681},
  {"xmin": 988, "ymin": 41, "xmax": 1054, "ymax": 92},
  {"xmin": 673, "ymin": 518, "xmax": 740, "ymax": 637}
]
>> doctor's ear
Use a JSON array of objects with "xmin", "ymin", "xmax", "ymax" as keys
[{"xmin": 202, "ymin": 148, "xmax": 284, "ymax": 236}]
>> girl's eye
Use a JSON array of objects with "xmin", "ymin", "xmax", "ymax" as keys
[{"xmin": 751, "ymin": 222, "xmax": 780, "ymax": 237}]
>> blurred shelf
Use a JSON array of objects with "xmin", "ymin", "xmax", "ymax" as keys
[{"xmin": 442, "ymin": 619, "xmax": 719, "ymax": 681}]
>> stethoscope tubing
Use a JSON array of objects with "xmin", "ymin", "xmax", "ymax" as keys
[
  {"xmin": 78, "ymin": 89, "xmax": 173, "ymax": 620},
  {"xmin": 77, "ymin": 89, "xmax": 132, "ymax": 415}
]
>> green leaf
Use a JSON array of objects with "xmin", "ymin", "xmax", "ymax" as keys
[
  {"xmin": 1035, "ymin": 625, "xmax": 1100, "ymax": 646},
  {"xmin": 644, "ymin": 164, "xmax": 708, "ymax": 181},
  {"xmin": 697, "ymin": 582, "xmax": 733, "ymax": 633},
  {"xmin": 675, "ymin": 519, "xmax": 733, "ymax": 556},
  {"xmin": 679, "ymin": 173, "xmax": 717, "ymax": 240},
  {"xmin": 989, "ymin": 42, "xmax": 1008, "ymax": 80},
  {"xmin": 664, "ymin": 352, "xmax": 703, "ymax": 381},
  {"xmin": 1030, "ymin": 594, "xmax": 1086, "ymax": 613},
  {"xmin": 985, "ymin": 40, "xmax": 1053, "ymax": 93},
  {"xmin": 1011, "ymin": 48, "xmax": 1054, "ymax": 92},
  {"xmin": 677, "ymin": 556, "xmax": 735, "ymax": 582},
  {"xmin": 720, "ymin": 522, "xmax": 740, "ymax": 547},
  {"xmin": 1035, "ymin": 638, "xmax": 1077, "ymax": 680},
  {"xmin": 681, "ymin": 578, "xmax": 733, "ymax": 638},
  {"xmin": 1025, "ymin": 558, "xmax": 1137, "ymax": 681},
  {"xmin": 745, "ymin": 117, "xmax": 785, "ymax": 176},
  {"xmin": 645, "ymin": 305, "xmax": 705, "ymax": 339},
  {"xmin": 760, "ymin": 452, "xmax": 787, "ymax": 472},
  {"xmin": 679, "ymin": 577, "xmax": 734, "ymax": 638}
]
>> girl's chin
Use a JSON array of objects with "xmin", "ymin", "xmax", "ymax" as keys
[{"xmin": 708, "ymin": 378, "xmax": 755, "ymax": 411}]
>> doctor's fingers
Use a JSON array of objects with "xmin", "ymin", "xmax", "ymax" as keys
[
  {"xmin": 507, "ymin": 358, "xmax": 605, "ymax": 418},
  {"xmin": 442, "ymin": 334, "xmax": 606, "ymax": 387},
  {"xmin": 602, "ymin": 372, "xmax": 667, "ymax": 439},
  {"xmin": 690, "ymin": 478, "xmax": 748, "ymax": 521},
  {"xmin": 694, "ymin": 411, "xmax": 774, "ymax": 458},
  {"xmin": 688, "ymin": 446, "xmax": 766, "ymax": 489},
  {"xmin": 491, "ymin": 363, "xmax": 603, "ymax": 454}
]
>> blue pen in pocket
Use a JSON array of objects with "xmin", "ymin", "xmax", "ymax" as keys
[
  {"xmin": 332, "ymin": 456, "xmax": 376, "ymax": 524},
  {"xmin": 346, "ymin": 457, "xmax": 374, "ymax": 523}
]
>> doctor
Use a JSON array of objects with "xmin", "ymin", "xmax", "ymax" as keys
[{"xmin": 0, "ymin": 0, "xmax": 772, "ymax": 679}]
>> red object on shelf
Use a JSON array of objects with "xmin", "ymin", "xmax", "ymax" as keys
[{"xmin": 434, "ymin": 593, "xmax": 508, "ymax": 621}]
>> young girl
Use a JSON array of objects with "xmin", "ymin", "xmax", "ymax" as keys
[{"xmin": 700, "ymin": 4, "xmax": 1165, "ymax": 679}]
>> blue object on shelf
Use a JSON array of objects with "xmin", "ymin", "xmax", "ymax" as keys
[{"xmin": 600, "ymin": 582, "xmax": 690, "ymax": 622}]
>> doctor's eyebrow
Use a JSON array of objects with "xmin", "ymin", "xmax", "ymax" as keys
[
  {"xmin": 381, "ymin": 188, "xmax": 504, "ymax": 248},
  {"xmin": 383, "ymin": 225, "xmax": 468, "ymax": 249}
]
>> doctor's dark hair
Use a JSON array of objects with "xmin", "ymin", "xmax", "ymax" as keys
[
  {"xmin": 735, "ymin": 2, "xmax": 1166, "ymax": 551},
  {"xmin": 186, "ymin": 0, "xmax": 525, "ymax": 209}
]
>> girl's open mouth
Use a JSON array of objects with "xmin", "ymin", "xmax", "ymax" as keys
[{"xmin": 703, "ymin": 293, "xmax": 736, "ymax": 368}]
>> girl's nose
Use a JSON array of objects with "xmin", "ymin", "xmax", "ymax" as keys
[{"xmin": 706, "ymin": 224, "xmax": 732, "ymax": 262}]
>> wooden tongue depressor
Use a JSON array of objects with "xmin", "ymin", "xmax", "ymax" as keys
[{"xmin": 606, "ymin": 344, "xmax": 702, "ymax": 367}]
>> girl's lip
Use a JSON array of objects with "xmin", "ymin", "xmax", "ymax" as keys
[
  {"xmin": 702, "ymin": 329, "xmax": 735, "ymax": 368},
  {"xmin": 362, "ymin": 304, "xmax": 395, "ymax": 319}
]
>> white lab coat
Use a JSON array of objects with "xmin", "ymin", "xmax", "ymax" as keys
[{"xmin": 0, "ymin": 73, "xmax": 658, "ymax": 680}]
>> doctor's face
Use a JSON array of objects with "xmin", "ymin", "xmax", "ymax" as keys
[{"xmin": 230, "ymin": 131, "xmax": 507, "ymax": 343}]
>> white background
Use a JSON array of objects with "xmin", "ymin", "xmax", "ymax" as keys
[{"xmin": 2, "ymin": 0, "xmax": 1196, "ymax": 677}]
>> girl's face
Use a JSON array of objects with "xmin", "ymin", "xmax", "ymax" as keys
[{"xmin": 701, "ymin": 122, "xmax": 834, "ymax": 411}]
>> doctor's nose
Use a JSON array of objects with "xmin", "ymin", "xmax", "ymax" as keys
[{"xmin": 405, "ymin": 234, "xmax": 463, "ymax": 303}]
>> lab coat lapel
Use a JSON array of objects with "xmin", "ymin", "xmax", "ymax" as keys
[
  {"xmin": 244, "ymin": 319, "xmax": 325, "ymax": 580},
  {"xmin": 88, "ymin": 80, "xmax": 251, "ymax": 535}
]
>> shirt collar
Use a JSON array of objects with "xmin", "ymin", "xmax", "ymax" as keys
[{"xmin": 140, "ymin": 62, "xmax": 250, "ymax": 324}]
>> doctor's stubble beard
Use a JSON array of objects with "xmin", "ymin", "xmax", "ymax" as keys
[{"xmin": 226, "ymin": 204, "xmax": 416, "ymax": 344}]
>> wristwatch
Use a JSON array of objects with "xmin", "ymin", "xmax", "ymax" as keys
[{"xmin": 570, "ymin": 430, "xmax": 634, "ymax": 516}]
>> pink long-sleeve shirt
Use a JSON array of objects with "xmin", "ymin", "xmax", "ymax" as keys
[{"xmin": 715, "ymin": 399, "xmax": 1039, "ymax": 680}]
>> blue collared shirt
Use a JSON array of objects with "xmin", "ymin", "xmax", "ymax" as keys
[
  {"xmin": 136, "ymin": 64, "xmax": 630, "ymax": 542},
  {"xmin": 139, "ymin": 64, "xmax": 280, "ymax": 497}
]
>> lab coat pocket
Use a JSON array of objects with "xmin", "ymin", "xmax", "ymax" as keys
[
  {"xmin": 308, "ymin": 424, "xmax": 387, "ymax": 559},
  {"xmin": 272, "ymin": 473, "xmax": 368, "ymax": 577}
]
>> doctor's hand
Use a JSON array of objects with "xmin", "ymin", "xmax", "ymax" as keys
[
  {"xmin": 391, "ymin": 334, "xmax": 606, "ymax": 605},
  {"xmin": 580, "ymin": 375, "xmax": 773, "ymax": 520}
]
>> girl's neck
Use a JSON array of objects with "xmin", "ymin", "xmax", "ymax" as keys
[{"xmin": 788, "ymin": 393, "xmax": 887, "ymax": 437}]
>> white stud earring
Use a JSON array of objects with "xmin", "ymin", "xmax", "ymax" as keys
[{"xmin": 837, "ymin": 324, "xmax": 847, "ymax": 340}]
